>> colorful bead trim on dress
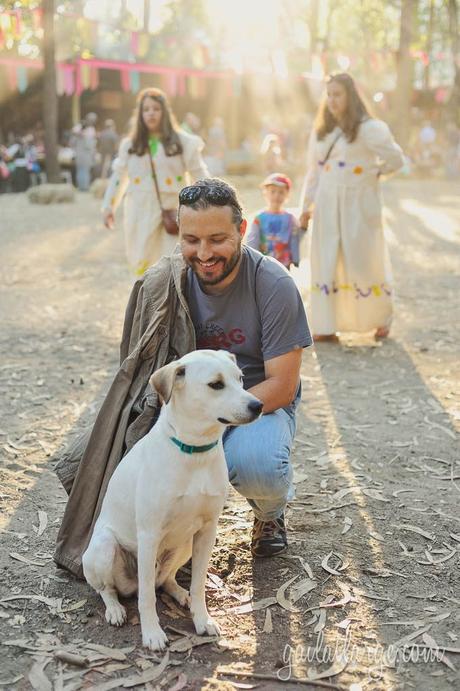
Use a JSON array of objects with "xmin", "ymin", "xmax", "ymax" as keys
[
  {"xmin": 311, "ymin": 281, "xmax": 392, "ymax": 298},
  {"xmin": 318, "ymin": 161, "xmax": 364, "ymax": 174}
]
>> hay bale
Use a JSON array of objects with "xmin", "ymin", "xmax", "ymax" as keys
[
  {"xmin": 90, "ymin": 178, "xmax": 109, "ymax": 199},
  {"xmin": 28, "ymin": 184, "xmax": 75, "ymax": 204}
]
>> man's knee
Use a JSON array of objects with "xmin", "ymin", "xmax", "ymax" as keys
[{"xmin": 227, "ymin": 444, "xmax": 292, "ymax": 500}]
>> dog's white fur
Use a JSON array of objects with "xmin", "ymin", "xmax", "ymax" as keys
[{"xmin": 82, "ymin": 349, "xmax": 262, "ymax": 650}]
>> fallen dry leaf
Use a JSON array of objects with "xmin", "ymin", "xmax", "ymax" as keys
[
  {"xmin": 227, "ymin": 597, "xmax": 276, "ymax": 615},
  {"xmin": 293, "ymin": 470, "xmax": 309, "ymax": 484},
  {"xmin": 393, "ymin": 524, "xmax": 436, "ymax": 541},
  {"xmin": 392, "ymin": 489, "xmax": 416, "ymax": 497},
  {"xmin": 383, "ymin": 611, "xmax": 451, "ymax": 627},
  {"xmin": 0, "ymin": 675, "xmax": 23, "ymax": 687},
  {"xmin": 342, "ymin": 516, "xmax": 353, "ymax": 534},
  {"xmin": 330, "ymin": 486, "xmax": 363, "ymax": 503},
  {"xmin": 306, "ymin": 655, "xmax": 348, "ymax": 680},
  {"xmin": 281, "ymin": 554, "xmax": 314, "ymax": 579},
  {"xmin": 28, "ymin": 659, "xmax": 52, "ymax": 691},
  {"xmin": 61, "ymin": 599, "xmax": 87, "ymax": 613},
  {"xmin": 123, "ymin": 652, "xmax": 169, "ymax": 687},
  {"xmin": 336, "ymin": 618, "xmax": 352, "ymax": 630},
  {"xmin": 9, "ymin": 553, "xmax": 47, "ymax": 567},
  {"xmin": 424, "ymin": 416, "xmax": 457, "ymax": 440},
  {"xmin": 1, "ymin": 595, "xmax": 63, "ymax": 613},
  {"xmin": 290, "ymin": 578, "xmax": 317, "ymax": 604},
  {"xmin": 422, "ymin": 633, "xmax": 456, "ymax": 671},
  {"xmin": 393, "ymin": 624, "xmax": 433, "ymax": 648},
  {"xmin": 34, "ymin": 511, "xmax": 48, "ymax": 537},
  {"xmin": 313, "ymin": 595, "xmax": 334, "ymax": 633},
  {"xmin": 262, "ymin": 608, "xmax": 273, "ymax": 633},
  {"xmin": 169, "ymin": 634, "xmax": 217, "ymax": 653},
  {"xmin": 276, "ymin": 575, "xmax": 301, "ymax": 612},
  {"xmin": 362, "ymin": 488, "xmax": 391, "ymax": 502},
  {"xmin": 54, "ymin": 650, "xmax": 88, "ymax": 667},
  {"xmin": 417, "ymin": 550, "xmax": 457, "ymax": 566},
  {"xmin": 319, "ymin": 583, "xmax": 357, "ymax": 609},
  {"xmin": 168, "ymin": 672, "xmax": 188, "ymax": 691},
  {"xmin": 321, "ymin": 552, "xmax": 348, "ymax": 576},
  {"xmin": 302, "ymin": 500, "xmax": 358, "ymax": 514},
  {"xmin": 368, "ymin": 530, "xmax": 385, "ymax": 542},
  {"xmin": 84, "ymin": 643, "xmax": 131, "ymax": 661}
]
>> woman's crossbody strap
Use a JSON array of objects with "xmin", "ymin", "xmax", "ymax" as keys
[
  {"xmin": 320, "ymin": 131, "xmax": 343, "ymax": 166},
  {"xmin": 148, "ymin": 153, "xmax": 164, "ymax": 211},
  {"xmin": 149, "ymin": 151, "xmax": 187, "ymax": 209}
]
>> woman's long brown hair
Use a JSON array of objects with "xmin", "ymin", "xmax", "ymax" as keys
[
  {"xmin": 128, "ymin": 87, "xmax": 183, "ymax": 156},
  {"xmin": 315, "ymin": 73, "xmax": 373, "ymax": 142}
]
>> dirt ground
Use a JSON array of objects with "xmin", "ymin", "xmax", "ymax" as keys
[{"xmin": 0, "ymin": 177, "xmax": 459, "ymax": 691}]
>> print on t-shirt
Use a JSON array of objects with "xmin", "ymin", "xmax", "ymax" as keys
[{"xmin": 196, "ymin": 322, "xmax": 246, "ymax": 350}]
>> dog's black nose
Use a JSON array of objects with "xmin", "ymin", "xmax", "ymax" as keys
[{"xmin": 248, "ymin": 400, "xmax": 263, "ymax": 415}]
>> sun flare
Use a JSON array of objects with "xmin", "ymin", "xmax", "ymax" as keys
[{"xmin": 204, "ymin": 0, "xmax": 284, "ymax": 72}]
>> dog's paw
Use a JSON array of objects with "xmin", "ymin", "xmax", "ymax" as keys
[
  {"xmin": 105, "ymin": 602, "xmax": 127, "ymax": 627},
  {"xmin": 142, "ymin": 627, "xmax": 168, "ymax": 651},
  {"xmin": 168, "ymin": 584, "xmax": 191, "ymax": 609},
  {"xmin": 193, "ymin": 615, "xmax": 220, "ymax": 637}
]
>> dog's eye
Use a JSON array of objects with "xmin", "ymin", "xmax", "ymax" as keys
[{"xmin": 208, "ymin": 381, "xmax": 225, "ymax": 390}]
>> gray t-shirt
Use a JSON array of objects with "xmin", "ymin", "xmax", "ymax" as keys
[{"xmin": 186, "ymin": 246, "xmax": 312, "ymax": 391}]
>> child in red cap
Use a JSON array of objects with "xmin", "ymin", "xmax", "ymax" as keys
[{"xmin": 245, "ymin": 173, "xmax": 301, "ymax": 269}]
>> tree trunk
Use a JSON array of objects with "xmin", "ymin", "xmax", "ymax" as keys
[
  {"xmin": 394, "ymin": 0, "xmax": 416, "ymax": 148},
  {"xmin": 42, "ymin": 0, "xmax": 60, "ymax": 183},
  {"xmin": 322, "ymin": 0, "xmax": 338, "ymax": 74},
  {"xmin": 309, "ymin": 0, "xmax": 319, "ymax": 69},
  {"xmin": 143, "ymin": 0, "xmax": 151, "ymax": 32},
  {"xmin": 447, "ymin": 0, "xmax": 460, "ymax": 119},
  {"xmin": 423, "ymin": 0, "xmax": 435, "ymax": 90}
]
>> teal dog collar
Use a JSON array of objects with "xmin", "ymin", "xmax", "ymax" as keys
[{"xmin": 170, "ymin": 437, "xmax": 219, "ymax": 455}]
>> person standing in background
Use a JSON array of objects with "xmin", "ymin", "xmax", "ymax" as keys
[
  {"xmin": 260, "ymin": 133, "xmax": 283, "ymax": 174},
  {"xmin": 181, "ymin": 112, "xmax": 201, "ymax": 136},
  {"xmin": 299, "ymin": 72, "xmax": 404, "ymax": 341},
  {"xmin": 102, "ymin": 88, "xmax": 209, "ymax": 276},
  {"xmin": 71, "ymin": 121, "xmax": 97, "ymax": 191},
  {"xmin": 246, "ymin": 173, "xmax": 301, "ymax": 270},
  {"xmin": 99, "ymin": 119, "xmax": 119, "ymax": 179}
]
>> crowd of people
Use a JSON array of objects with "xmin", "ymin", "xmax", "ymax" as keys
[
  {"xmin": 2, "ymin": 112, "xmax": 458, "ymax": 199},
  {"xmin": 0, "ymin": 129, "xmax": 44, "ymax": 193}
]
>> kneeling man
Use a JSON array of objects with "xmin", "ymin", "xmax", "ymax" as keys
[{"xmin": 54, "ymin": 179, "xmax": 312, "ymax": 575}]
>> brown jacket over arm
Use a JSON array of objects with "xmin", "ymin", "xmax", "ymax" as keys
[{"xmin": 54, "ymin": 254, "xmax": 195, "ymax": 578}]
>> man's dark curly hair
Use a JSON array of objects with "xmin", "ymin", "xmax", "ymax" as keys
[{"xmin": 178, "ymin": 178, "xmax": 244, "ymax": 227}]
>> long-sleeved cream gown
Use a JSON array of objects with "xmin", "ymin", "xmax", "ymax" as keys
[{"xmin": 300, "ymin": 119, "xmax": 404, "ymax": 334}]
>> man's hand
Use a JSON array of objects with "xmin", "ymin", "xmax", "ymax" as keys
[
  {"xmin": 103, "ymin": 209, "xmax": 115, "ymax": 230},
  {"xmin": 299, "ymin": 211, "xmax": 311, "ymax": 230},
  {"xmin": 249, "ymin": 349, "xmax": 303, "ymax": 413}
]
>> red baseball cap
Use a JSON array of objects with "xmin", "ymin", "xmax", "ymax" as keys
[{"xmin": 262, "ymin": 173, "xmax": 292, "ymax": 190}]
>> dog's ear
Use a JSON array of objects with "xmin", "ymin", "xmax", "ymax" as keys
[
  {"xmin": 150, "ymin": 363, "xmax": 186, "ymax": 404},
  {"xmin": 223, "ymin": 351, "xmax": 237, "ymax": 364}
]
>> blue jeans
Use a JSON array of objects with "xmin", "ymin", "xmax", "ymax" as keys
[{"xmin": 223, "ymin": 402, "xmax": 297, "ymax": 521}]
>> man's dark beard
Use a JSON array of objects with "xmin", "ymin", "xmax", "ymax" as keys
[{"xmin": 189, "ymin": 245, "xmax": 241, "ymax": 287}]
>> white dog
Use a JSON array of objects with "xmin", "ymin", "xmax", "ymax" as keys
[{"xmin": 82, "ymin": 350, "xmax": 262, "ymax": 650}]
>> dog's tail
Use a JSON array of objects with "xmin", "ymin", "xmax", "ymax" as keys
[{"xmin": 114, "ymin": 548, "xmax": 138, "ymax": 597}]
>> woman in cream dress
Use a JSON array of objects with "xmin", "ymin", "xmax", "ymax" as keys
[
  {"xmin": 103, "ymin": 88, "xmax": 209, "ymax": 275},
  {"xmin": 299, "ymin": 73, "xmax": 404, "ymax": 340}
]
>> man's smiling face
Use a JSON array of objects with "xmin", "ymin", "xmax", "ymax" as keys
[{"xmin": 179, "ymin": 205, "xmax": 247, "ymax": 293}]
